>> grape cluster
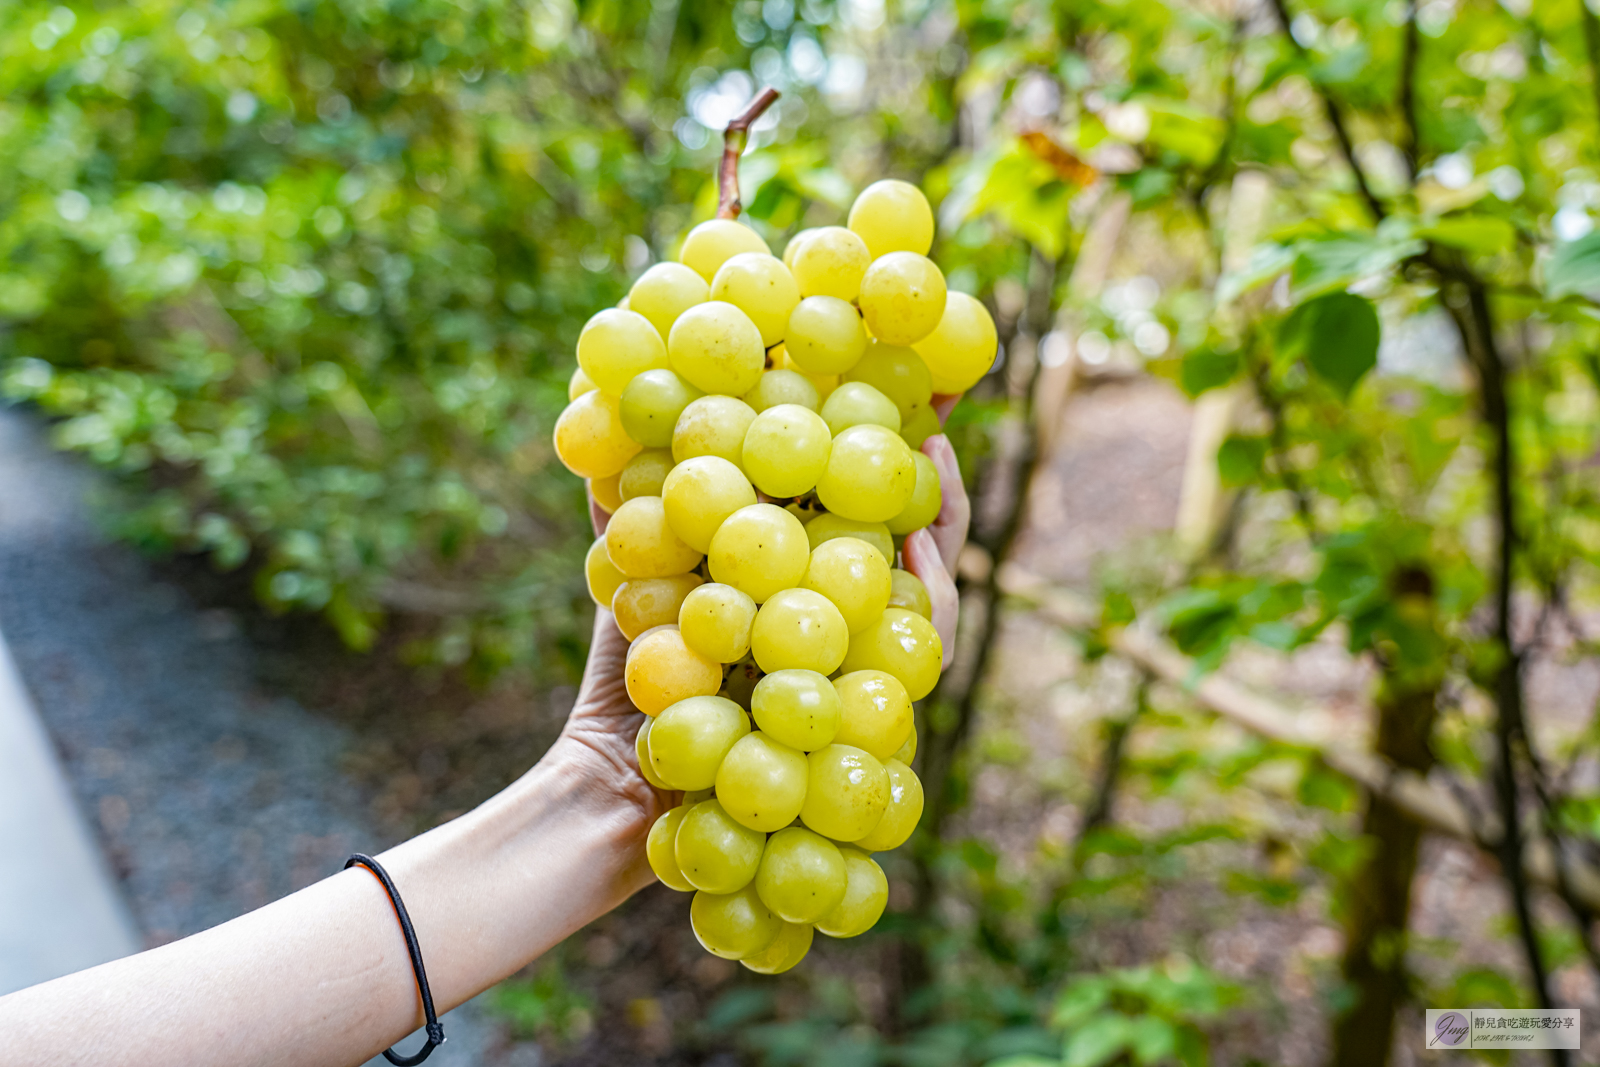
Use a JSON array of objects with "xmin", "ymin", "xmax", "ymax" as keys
[{"xmin": 553, "ymin": 179, "xmax": 997, "ymax": 974}]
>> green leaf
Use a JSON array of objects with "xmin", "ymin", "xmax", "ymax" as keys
[
  {"xmin": 1179, "ymin": 346, "xmax": 1241, "ymax": 397},
  {"xmin": 1278, "ymin": 292, "xmax": 1380, "ymax": 397},
  {"xmin": 1547, "ymin": 232, "xmax": 1600, "ymax": 299},
  {"xmin": 1063, "ymin": 1014, "xmax": 1134, "ymax": 1067},
  {"xmin": 1216, "ymin": 242, "xmax": 1294, "ymax": 305},
  {"xmin": 1288, "ymin": 223, "xmax": 1423, "ymax": 299},
  {"xmin": 1217, "ymin": 434, "xmax": 1268, "ymax": 486},
  {"xmin": 1418, "ymin": 215, "xmax": 1516, "ymax": 254}
]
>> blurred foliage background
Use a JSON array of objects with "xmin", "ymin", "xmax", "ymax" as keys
[{"xmin": 10, "ymin": 0, "xmax": 1600, "ymax": 1063}]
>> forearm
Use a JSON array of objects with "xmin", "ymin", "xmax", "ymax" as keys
[{"xmin": 2, "ymin": 745, "xmax": 653, "ymax": 1067}]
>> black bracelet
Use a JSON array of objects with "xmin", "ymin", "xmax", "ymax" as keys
[{"xmin": 345, "ymin": 853, "xmax": 446, "ymax": 1066}]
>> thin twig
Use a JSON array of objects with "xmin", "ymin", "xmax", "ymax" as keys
[
  {"xmin": 1399, "ymin": 0, "xmax": 1422, "ymax": 181},
  {"xmin": 715, "ymin": 88, "xmax": 781, "ymax": 219}
]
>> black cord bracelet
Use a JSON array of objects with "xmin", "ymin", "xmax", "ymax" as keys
[{"xmin": 345, "ymin": 853, "xmax": 446, "ymax": 1066}]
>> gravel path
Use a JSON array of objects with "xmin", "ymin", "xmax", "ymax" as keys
[{"xmin": 0, "ymin": 406, "xmax": 505, "ymax": 1064}]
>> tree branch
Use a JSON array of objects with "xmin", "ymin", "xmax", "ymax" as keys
[
  {"xmin": 1399, "ymin": 0, "xmax": 1422, "ymax": 182},
  {"xmin": 715, "ymin": 88, "xmax": 780, "ymax": 220}
]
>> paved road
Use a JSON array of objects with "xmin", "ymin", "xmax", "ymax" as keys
[{"xmin": 0, "ymin": 407, "xmax": 504, "ymax": 1063}]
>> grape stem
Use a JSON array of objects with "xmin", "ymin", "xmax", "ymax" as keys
[{"xmin": 716, "ymin": 87, "xmax": 781, "ymax": 220}]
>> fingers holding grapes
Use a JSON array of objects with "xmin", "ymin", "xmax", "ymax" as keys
[{"xmin": 902, "ymin": 528, "xmax": 958, "ymax": 670}]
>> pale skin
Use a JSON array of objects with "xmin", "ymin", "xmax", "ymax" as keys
[{"xmin": 1, "ymin": 433, "xmax": 969, "ymax": 1067}]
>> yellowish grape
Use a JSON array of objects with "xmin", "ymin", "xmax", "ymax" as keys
[
  {"xmin": 802, "ymin": 537, "xmax": 892, "ymax": 633},
  {"xmin": 888, "ymin": 568, "xmax": 932, "ymax": 619},
  {"xmin": 678, "ymin": 582, "xmax": 759, "ymax": 663},
  {"xmin": 742, "ymin": 404, "xmax": 832, "ymax": 499},
  {"xmin": 891, "ymin": 723, "xmax": 917, "ymax": 764},
  {"xmin": 620, "ymin": 368, "xmax": 705, "ymax": 449},
  {"xmin": 785, "ymin": 296, "xmax": 868, "ymax": 376},
  {"xmin": 791, "ymin": 226, "xmax": 872, "ymax": 302},
  {"xmin": 782, "ymin": 227, "xmax": 819, "ymax": 270},
  {"xmin": 690, "ymin": 883, "xmax": 781, "ymax": 959},
  {"xmin": 842, "ymin": 341, "xmax": 933, "ymax": 422},
  {"xmin": 749, "ymin": 588, "xmax": 851, "ymax": 675},
  {"xmin": 553, "ymin": 390, "xmax": 642, "ymax": 479},
  {"xmin": 816, "ymin": 424, "xmax": 916, "ymax": 523},
  {"xmin": 568, "ymin": 366, "xmax": 597, "ymax": 401},
  {"xmin": 814, "ymin": 847, "xmax": 888, "ymax": 938},
  {"xmin": 885, "ymin": 452, "xmax": 942, "ymax": 535},
  {"xmin": 774, "ymin": 343, "xmax": 840, "ymax": 401},
  {"xmin": 847, "ymin": 179, "xmax": 935, "ymax": 258},
  {"xmin": 576, "ymin": 308, "xmax": 669, "ymax": 395},
  {"xmin": 680, "ymin": 219, "xmax": 771, "ymax": 282},
  {"xmin": 591, "ymin": 472, "xmax": 623, "ymax": 514},
  {"xmin": 742, "ymin": 369, "xmax": 821, "ymax": 413},
  {"xmin": 840, "ymin": 608, "xmax": 942, "ymax": 700},
  {"xmin": 675, "ymin": 798, "xmax": 766, "ymax": 893},
  {"xmin": 752, "ymin": 669, "xmax": 842, "ymax": 752},
  {"xmin": 755, "ymin": 826, "xmax": 848, "ymax": 923},
  {"xmin": 858, "ymin": 252, "xmax": 947, "ymax": 346},
  {"xmin": 708, "ymin": 503, "xmax": 811, "ymax": 603},
  {"xmin": 799, "ymin": 744, "xmax": 889, "ymax": 842},
  {"xmin": 740, "ymin": 920, "xmax": 814, "ymax": 974},
  {"xmin": 804, "ymin": 513, "xmax": 895, "ymax": 566},
  {"xmin": 854, "ymin": 758, "xmax": 923, "ymax": 852},
  {"xmin": 635, "ymin": 718, "xmax": 674, "ymax": 791},
  {"xmin": 649, "ymin": 694, "xmax": 750, "ymax": 787},
  {"xmin": 629, "ymin": 261, "xmax": 710, "ymax": 340},
  {"xmin": 819, "ymin": 381, "xmax": 901, "ymax": 436},
  {"xmin": 711, "ymin": 252, "xmax": 800, "ymax": 347},
  {"xmin": 605, "ymin": 496, "xmax": 704, "ymax": 577},
  {"xmin": 626, "ymin": 628, "xmax": 724, "ymax": 717},
  {"xmin": 832, "ymin": 670, "xmax": 913, "ymax": 760},
  {"xmin": 913, "ymin": 291, "xmax": 999, "ymax": 394},
  {"xmin": 672, "ymin": 395, "xmax": 758, "ymax": 470},
  {"xmin": 661, "ymin": 455, "xmax": 757, "ymax": 554},
  {"xmin": 585, "ymin": 537, "xmax": 627, "ymax": 608},
  {"xmin": 619, "ymin": 448, "xmax": 675, "ymax": 501},
  {"xmin": 668, "ymin": 301, "xmax": 766, "ymax": 396},
  {"xmin": 613, "ymin": 573, "xmax": 704, "ymax": 641},
  {"xmin": 899, "ymin": 404, "xmax": 940, "ymax": 450},
  {"xmin": 715, "ymin": 732, "xmax": 809, "ymax": 832},
  {"xmin": 646, "ymin": 806, "xmax": 694, "ymax": 891}
]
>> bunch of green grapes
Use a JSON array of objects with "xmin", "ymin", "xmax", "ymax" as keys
[{"xmin": 553, "ymin": 180, "xmax": 996, "ymax": 974}]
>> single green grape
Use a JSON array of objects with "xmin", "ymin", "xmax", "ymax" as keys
[
  {"xmin": 672, "ymin": 395, "xmax": 758, "ymax": 470},
  {"xmin": 891, "ymin": 723, "xmax": 917, "ymax": 764},
  {"xmin": 885, "ymin": 451, "xmax": 942, "ymax": 535},
  {"xmin": 715, "ymin": 732, "xmax": 809, "ymax": 832},
  {"xmin": 661, "ymin": 454, "xmax": 757, "ymax": 554},
  {"xmin": 649, "ymin": 695, "xmax": 751, "ymax": 790},
  {"xmin": 912, "ymin": 291, "xmax": 999, "ymax": 394},
  {"xmin": 591, "ymin": 472, "xmax": 623, "ymax": 513},
  {"xmin": 854, "ymin": 758, "xmax": 924, "ymax": 852},
  {"xmin": 620, "ymin": 368, "xmax": 704, "ymax": 449},
  {"xmin": 804, "ymin": 513, "xmax": 895, "ymax": 566},
  {"xmin": 816, "ymin": 424, "xmax": 916, "ymax": 524},
  {"xmin": 802, "ymin": 536, "xmax": 892, "ymax": 633},
  {"xmin": 819, "ymin": 381, "xmax": 901, "ymax": 436},
  {"xmin": 790, "ymin": 226, "xmax": 872, "ymax": 302},
  {"xmin": 740, "ymin": 920, "xmax": 814, "ymax": 974},
  {"xmin": 680, "ymin": 219, "xmax": 771, "ymax": 283},
  {"xmin": 668, "ymin": 301, "xmax": 766, "ymax": 396},
  {"xmin": 690, "ymin": 883, "xmax": 782, "ymax": 959},
  {"xmin": 613, "ymin": 573, "xmax": 704, "ymax": 641},
  {"xmin": 842, "ymin": 342, "xmax": 932, "ymax": 423},
  {"xmin": 785, "ymin": 296, "xmax": 868, "ymax": 376},
  {"xmin": 814, "ymin": 848, "xmax": 888, "ymax": 938},
  {"xmin": 847, "ymin": 179, "xmax": 935, "ymax": 259},
  {"xmin": 749, "ymin": 588, "xmax": 850, "ymax": 675},
  {"xmin": 646, "ymin": 805, "xmax": 694, "ymax": 891},
  {"xmin": 585, "ymin": 536, "xmax": 626, "ymax": 607},
  {"xmin": 708, "ymin": 504, "xmax": 811, "ymax": 604},
  {"xmin": 858, "ymin": 252, "xmax": 947, "ymax": 347},
  {"xmin": 619, "ymin": 448, "xmax": 675, "ymax": 501},
  {"xmin": 899, "ymin": 404, "xmax": 941, "ymax": 450},
  {"xmin": 576, "ymin": 307, "xmax": 670, "ymax": 395},
  {"xmin": 678, "ymin": 582, "xmax": 759, "ymax": 663},
  {"xmin": 675, "ymin": 798, "xmax": 767, "ymax": 894},
  {"xmin": 782, "ymin": 228, "xmax": 820, "ymax": 271},
  {"xmin": 568, "ymin": 366, "xmax": 597, "ymax": 401},
  {"xmin": 553, "ymin": 390, "xmax": 642, "ymax": 479},
  {"xmin": 635, "ymin": 718, "xmax": 674, "ymax": 792},
  {"xmin": 798, "ymin": 744, "xmax": 889, "ymax": 842},
  {"xmin": 832, "ymin": 670, "xmax": 913, "ymax": 760},
  {"xmin": 751, "ymin": 669, "xmax": 842, "ymax": 752},
  {"xmin": 887, "ymin": 568, "xmax": 932, "ymax": 619},
  {"xmin": 629, "ymin": 261, "xmax": 710, "ymax": 340},
  {"xmin": 605, "ymin": 496, "xmax": 703, "ymax": 578},
  {"xmin": 743, "ymin": 369, "xmax": 821, "ymax": 413},
  {"xmin": 742, "ymin": 404, "xmax": 833, "ymax": 499},
  {"xmin": 840, "ymin": 608, "xmax": 942, "ymax": 700},
  {"xmin": 754, "ymin": 825, "xmax": 848, "ymax": 924},
  {"xmin": 711, "ymin": 252, "xmax": 800, "ymax": 347}
]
